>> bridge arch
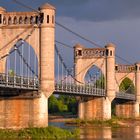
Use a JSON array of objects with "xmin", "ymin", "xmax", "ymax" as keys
[
  {"xmin": 5, "ymin": 39, "xmax": 38, "ymax": 77},
  {"xmin": 84, "ymin": 64, "xmax": 105, "ymax": 88},
  {"xmin": 119, "ymin": 77, "xmax": 135, "ymax": 94},
  {"xmin": 115, "ymin": 72, "xmax": 135, "ymax": 92},
  {"xmin": 0, "ymin": 26, "xmax": 39, "ymax": 73}
]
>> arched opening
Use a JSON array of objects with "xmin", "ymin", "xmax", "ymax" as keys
[
  {"xmin": 13, "ymin": 16, "xmax": 17, "ymax": 24},
  {"xmin": 8, "ymin": 17, "xmax": 12, "ymax": 25},
  {"xmin": 84, "ymin": 65, "xmax": 105, "ymax": 89},
  {"xmin": 24, "ymin": 16, "xmax": 28, "ymax": 24},
  {"xmin": 0, "ymin": 14, "xmax": 2, "ymax": 24},
  {"xmin": 119, "ymin": 77, "xmax": 135, "ymax": 94},
  {"xmin": 35, "ymin": 16, "xmax": 39, "ymax": 24},
  {"xmin": 6, "ymin": 39, "xmax": 38, "ymax": 78},
  {"xmin": 19, "ymin": 16, "xmax": 23, "ymax": 24},
  {"xmin": 3, "ymin": 16, "xmax": 6, "ymax": 24},
  {"xmin": 30, "ymin": 16, "xmax": 34, "ymax": 24}
]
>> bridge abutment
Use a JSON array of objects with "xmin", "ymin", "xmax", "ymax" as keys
[
  {"xmin": 115, "ymin": 101, "xmax": 139, "ymax": 118},
  {"xmin": 0, "ymin": 94, "xmax": 48, "ymax": 129},
  {"xmin": 78, "ymin": 97, "xmax": 112, "ymax": 120}
]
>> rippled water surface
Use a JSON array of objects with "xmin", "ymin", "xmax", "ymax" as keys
[{"xmin": 49, "ymin": 122, "xmax": 140, "ymax": 140}]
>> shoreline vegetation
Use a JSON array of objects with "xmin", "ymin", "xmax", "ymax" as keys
[
  {"xmin": 0, "ymin": 126, "xmax": 80, "ymax": 139},
  {"xmin": 0, "ymin": 115, "xmax": 140, "ymax": 139},
  {"xmin": 49, "ymin": 114, "xmax": 140, "ymax": 128}
]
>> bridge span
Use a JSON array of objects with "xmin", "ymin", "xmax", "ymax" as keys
[{"xmin": 0, "ymin": 3, "xmax": 139, "ymax": 129}]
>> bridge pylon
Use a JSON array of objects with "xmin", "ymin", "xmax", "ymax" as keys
[
  {"xmin": 74, "ymin": 43, "xmax": 116, "ymax": 120},
  {"xmin": 39, "ymin": 3, "xmax": 55, "ymax": 98},
  {"xmin": 0, "ymin": 3, "xmax": 55, "ymax": 129},
  {"xmin": 134, "ymin": 62, "xmax": 140, "ymax": 117},
  {"xmin": 105, "ymin": 43, "xmax": 116, "ymax": 102}
]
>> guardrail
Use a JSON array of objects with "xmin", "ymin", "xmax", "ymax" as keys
[
  {"xmin": 55, "ymin": 83, "xmax": 136, "ymax": 100},
  {"xmin": 0, "ymin": 73, "xmax": 39, "ymax": 90},
  {"xmin": 55, "ymin": 83, "xmax": 105, "ymax": 96}
]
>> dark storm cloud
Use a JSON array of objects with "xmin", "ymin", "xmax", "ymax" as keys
[
  {"xmin": 1, "ymin": 0, "xmax": 140, "ymax": 21},
  {"xmin": 50, "ymin": 0, "xmax": 140, "ymax": 21}
]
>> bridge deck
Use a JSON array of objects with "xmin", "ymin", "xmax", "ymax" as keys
[
  {"xmin": 54, "ymin": 83, "xmax": 136, "ymax": 101},
  {"xmin": 0, "ymin": 73, "xmax": 136, "ymax": 100}
]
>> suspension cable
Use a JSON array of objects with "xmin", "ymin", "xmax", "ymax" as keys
[
  {"xmin": 11, "ymin": 0, "xmax": 135, "ymax": 65},
  {"xmin": 7, "ymin": 27, "xmax": 37, "ymax": 77}
]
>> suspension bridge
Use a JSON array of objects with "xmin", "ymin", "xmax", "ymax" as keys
[{"xmin": 0, "ymin": 3, "xmax": 139, "ymax": 129}]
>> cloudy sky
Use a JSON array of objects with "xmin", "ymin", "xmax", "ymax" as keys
[{"xmin": 1, "ymin": 0, "xmax": 140, "ymax": 66}]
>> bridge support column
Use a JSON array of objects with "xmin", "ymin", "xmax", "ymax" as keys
[
  {"xmin": 103, "ymin": 97, "xmax": 111, "ymax": 119},
  {"xmin": 115, "ymin": 101, "xmax": 139, "ymax": 118},
  {"xmin": 0, "ymin": 93, "xmax": 48, "ymax": 129},
  {"xmin": 78, "ymin": 97, "xmax": 111, "ymax": 120},
  {"xmin": 39, "ymin": 4, "xmax": 55, "ymax": 127}
]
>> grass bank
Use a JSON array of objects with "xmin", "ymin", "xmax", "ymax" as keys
[
  {"xmin": 0, "ymin": 126, "xmax": 80, "ymax": 139},
  {"xmin": 66, "ymin": 116, "xmax": 132, "ymax": 128}
]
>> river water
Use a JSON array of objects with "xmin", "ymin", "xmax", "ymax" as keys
[{"xmin": 49, "ymin": 121, "xmax": 140, "ymax": 140}]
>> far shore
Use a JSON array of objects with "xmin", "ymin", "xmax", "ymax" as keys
[
  {"xmin": 49, "ymin": 114, "xmax": 77, "ymax": 122},
  {"xmin": 49, "ymin": 114, "xmax": 140, "ymax": 127}
]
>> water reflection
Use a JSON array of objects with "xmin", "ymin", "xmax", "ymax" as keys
[
  {"xmin": 49, "ymin": 121, "xmax": 140, "ymax": 140},
  {"xmin": 80, "ymin": 127, "xmax": 112, "ymax": 139}
]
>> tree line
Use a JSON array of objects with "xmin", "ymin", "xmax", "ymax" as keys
[{"xmin": 48, "ymin": 95, "xmax": 78, "ymax": 115}]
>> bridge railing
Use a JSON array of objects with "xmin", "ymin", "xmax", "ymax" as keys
[
  {"xmin": 116, "ymin": 92, "xmax": 136, "ymax": 100},
  {"xmin": 55, "ymin": 83, "xmax": 136, "ymax": 100},
  {"xmin": 55, "ymin": 83, "xmax": 105, "ymax": 96},
  {"xmin": 0, "ymin": 73, "xmax": 39, "ymax": 90}
]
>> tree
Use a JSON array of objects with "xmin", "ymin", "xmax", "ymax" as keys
[
  {"xmin": 58, "ymin": 95, "xmax": 78, "ymax": 114},
  {"xmin": 48, "ymin": 95, "xmax": 59, "ymax": 113},
  {"xmin": 48, "ymin": 95, "xmax": 78, "ymax": 115},
  {"xmin": 95, "ymin": 74, "xmax": 105, "ymax": 89}
]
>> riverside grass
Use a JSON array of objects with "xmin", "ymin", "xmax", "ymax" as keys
[
  {"xmin": 0, "ymin": 126, "xmax": 80, "ymax": 139},
  {"xmin": 66, "ymin": 116, "xmax": 124, "ymax": 128}
]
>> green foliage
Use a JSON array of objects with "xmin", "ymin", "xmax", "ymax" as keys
[
  {"xmin": 48, "ymin": 95, "xmax": 68, "ymax": 113},
  {"xmin": 8, "ymin": 69, "xmax": 15, "ymax": 76},
  {"xmin": 0, "ymin": 126, "xmax": 80, "ymax": 139},
  {"xmin": 119, "ymin": 77, "xmax": 135, "ymax": 94},
  {"xmin": 69, "ymin": 118, "xmax": 120, "ymax": 128},
  {"xmin": 48, "ymin": 95, "xmax": 78, "ymax": 114},
  {"xmin": 58, "ymin": 95, "xmax": 78, "ymax": 114},
  {"xmin": 95, "ymin": 74, "xmax": 105, "ymax": 89}
]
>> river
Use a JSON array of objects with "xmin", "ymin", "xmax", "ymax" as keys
[{"xmin": 49, "ymin": 121, "xmax": 140, "ymax": 140}]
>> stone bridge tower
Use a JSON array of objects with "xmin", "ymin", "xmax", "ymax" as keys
[
  {"xmin": 74, "ymin": 43, "xmax": 116, "ymax": 120},
  {"xmin": 0, "ymin": 3, "xmax": 55, "ymax": 128}
]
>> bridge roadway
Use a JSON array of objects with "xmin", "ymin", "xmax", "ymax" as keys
[{"xmin": 0, "ymin": 73, "xmax": 136, "ymax": 100}]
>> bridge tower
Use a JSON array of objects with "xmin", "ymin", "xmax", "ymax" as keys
[
  {"xmin": 39, "ymin": 4, "xmax": 55, "ymax": 97},
  {"xmin": 0, "ymin": 3, "xmax": 55, "ymax": 129},
  {"xmin": 74, "ymin": 43, "xmax": 116, "ymax": 120},
  {"xmin": 114, "ymin": 63, "xmax": 139, "ymax": 118}
]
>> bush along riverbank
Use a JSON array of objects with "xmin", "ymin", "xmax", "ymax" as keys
[{"xmin": 0, "ymin": 126, "xmax": 80, "ymax": 139}]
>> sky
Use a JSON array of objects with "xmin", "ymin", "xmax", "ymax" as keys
[{"xmin": 1, "ymin": 0, "xmax": 140, "ymax": 67}]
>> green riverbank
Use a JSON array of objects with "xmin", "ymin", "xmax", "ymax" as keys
[
  {"xmin": 66, "ymin": 117, "xmax": 140, "ymax": 128},
  {"xmin": 0, "ymin": 126, "xmax": 80, "ymax": 139}
]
